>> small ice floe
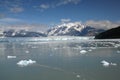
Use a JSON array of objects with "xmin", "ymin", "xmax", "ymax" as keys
[
  {"xmin": 17, "ymin": 59, "xmax": 36, "ymax": 67},
  {"xmin": 20, "ymin": 43, "xmax": 24, "ymax": 46},
  {"xmin": 90, "ymin": 47, "xmax": 96, "ymax": 50},
  {"xmin": 7, "ymin": 56, "xmax": 16, "ymax": 59},
  {"xmin": 101, "ymin": 60, "xmax": 110, "ymax": 67},
  {"xmin": 111, "ymin": 63, "xmax": 117, "ymax": 66},
  {"xmin": 101, "ymin": 60, "xmax": 117, "ymax": 67},
  {"xmin": 88, "ymin": 49, "xmax": 92, "ymax": 52},
  {"xmin": 117, "ymin": 51, "xmax": 120, "ymax": 53},
  {"xmin": 114, "ymin": 44, "xmax": 120, "ymax": 48},
  {"xmin": 49, "ymin": 53, "xmax": 53, "ymax": 57},
  {"xmin": 72, "ymin": 47, "xmax": 79, "ymax": 49},
  {"xmin": 54, "ymin": 48, "xmax": 59, "ymax": 50},
  {"xmin": 80, "ymin": 50, "xmax": 87, "ymax": 54},
  {"xmin": 31, "ymin": 46, "xmax": 37, "ymax": 49},
  {"xmin": 25, "ymin": 50, "xmax": 29, "ymax": 53},
  {"xmin": 76, "ymin": 75, "xmax": 81, "ymax": 78}
]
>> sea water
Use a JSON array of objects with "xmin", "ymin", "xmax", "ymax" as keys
[{"xmin": 0, "ymin": 37, "xmax": 120, "ymax": 80}]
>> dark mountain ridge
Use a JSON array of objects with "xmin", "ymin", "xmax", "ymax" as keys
[{"xmin": 95, "ymin": 26, "xmax": 120, "ymax": 39}]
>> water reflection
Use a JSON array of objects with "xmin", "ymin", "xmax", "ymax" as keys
[{"xmin": 0, "ymin": 40, "xmax": 120, "ymax": 80}]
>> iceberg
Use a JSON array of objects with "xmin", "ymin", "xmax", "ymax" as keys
[
  {"xmin": 80, "ymin": 50, "xmax": 87, "ymax": 54},
  {"xmin": 17, "ymin": 59, "xmax": 36, "ymax": 67}
]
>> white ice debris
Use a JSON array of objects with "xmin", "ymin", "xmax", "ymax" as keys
[
  {"xmin": 31, "ymin": 46, "xmax": 37, "ymax": 48},
  {"xmin": 76, "ymin": 75, "xmax": 81, "ymax": 78},
  {"xmin": 101, "ymin": 60, "xmax": 117, "ymax": 67},
  {"xmin": 17, "ymin": 59, "xmax": 36, "ymax": 67},
  {"xmin": 114, "ymin": 44, "xmax": 120, "ymax": 48},
  {"xmin": 101, "ymin": 60, "xmax": 110, "ymax": 67},
  {"xmin": 80, "ymin": 50, "xmax": 87, "ymax": 54},
  {"xmin": 7, "ymin": 56, "xmax": 16, "ymax": 59},
  {"xmin": 117, "ymin": 51, "xmax": 120, "ymax": 53},
  {"xmin": 54, "ymin": 48, "xmax": 59, "ymax": 50},
  {"xmin": 25, "ymin": 50, "xmax": 29, "ymax": 53},
  {"xmin": 111, "ymin": 63, "xmax": 117, "ymax": 66},
  {"xmin": 88, "ymin": 49, "xmax": 92, "ymax": 52},
  {"xmin": 90, "ymin": 47, "xmax": 96, "ymax": 50}
]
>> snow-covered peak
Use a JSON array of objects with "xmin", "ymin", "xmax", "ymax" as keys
[
  {"xmin": 47, "ymin": 22, "xmax": 105, "ymax": 36},
  {"xmin": 57, "ymin": 22, "xmax": 85, "ymax": 31},
  {"xmin": 47, "ymin": 22, "xmax": 86, "ymax": 36}
]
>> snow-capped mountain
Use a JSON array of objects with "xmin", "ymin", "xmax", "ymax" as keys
[
  {"xmin": 1, "ymin": 22, "xmax": 105, "ymax": 37},
  {"xmin": 47, "ymin": 22, "xmax": 105, "ymax": 36}
]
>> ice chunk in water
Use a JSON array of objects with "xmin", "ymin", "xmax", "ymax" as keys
[
  {"xmin": 80, "ymin": 50, "xmax": 87, "ymax": 54},
  {"xmin": 117, "ymin": 51, "xmax": 120, "ymax": 53},
  {"xmin": 7, "ymin": 56, "xmax": 16, "ymax": 59},
  {"xmin": 111, "ymin": 63, "xmax": 117, "ymax": 66},
  {"xmin": 17, "ymin": 59, "xmax": 36, "ymax": 67},
  {"xmin": 25, "ymin": 50, "xmax": 29, "ymax": 53},
  {"xmin": 101, "ymin": 60, "xmax": 117, "ymax": 67},
  {"xmin": 88, "ymin": 49, "xmax": 92, "ymax": 52},
  {"xmin": 101, "ymin": 60, "xmax": 110, "ymax": 67},
  {"xmin": 76, "ymin": 75, "xmax": 81, "ymax": 78}
]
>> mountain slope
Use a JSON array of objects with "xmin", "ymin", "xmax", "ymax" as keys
[{"xmin": 95, "ymin": 26, "xmax": 120, "ymax": 39}]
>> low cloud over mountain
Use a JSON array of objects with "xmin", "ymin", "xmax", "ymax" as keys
[{"xmin": 85, "ymin": 20, "xmax": 120, "ymax": 29}]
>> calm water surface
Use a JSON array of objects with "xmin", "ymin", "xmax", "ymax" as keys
[{"xmin": 0, "ymin": 38, "xmax": 120, "ymax": 80}]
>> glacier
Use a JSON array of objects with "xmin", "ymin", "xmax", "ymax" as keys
[
  {"xmin": 0, "ymin": 36, "xmax": 120, "ymax": 49},
  {"xmin": 0, "ymin": 36, "xmax": 94, "ymax": 42}
]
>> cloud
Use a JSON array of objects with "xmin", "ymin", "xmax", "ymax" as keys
[
  {"xmin": 34, "ymin": 0, "xmax": 81, "ymax": 11},
  {"xmin": 56, "ymin": 0, "xmax": 81, "ymax": 6},
  {"xmin": 61, "ymin": 18, "xmax": 71, "ymax": 23},
  {"xmin": 0, "ymin": 18, "xmax": 21, "ymax": 22},
  {"xmin": 85, "ymin": 20, "xmax": 120, "ymax": 29},
  {"xmin": 0, "ymin": 0, "xmax": 24, "ymax": 13},
  {"xmin": 35, "ymin": 4, "xmax": 50, "ymax": 12},
  {"xmin": 10, "ymin": 7, "xmax": 24, "ymax": 13},
  {"xmin": 40, "ymin": 4, "xmax": 50, "ymax": 9},
  {"xmin": 0, "ymin": 23, "xmax": 49, "ymax": 32}
]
